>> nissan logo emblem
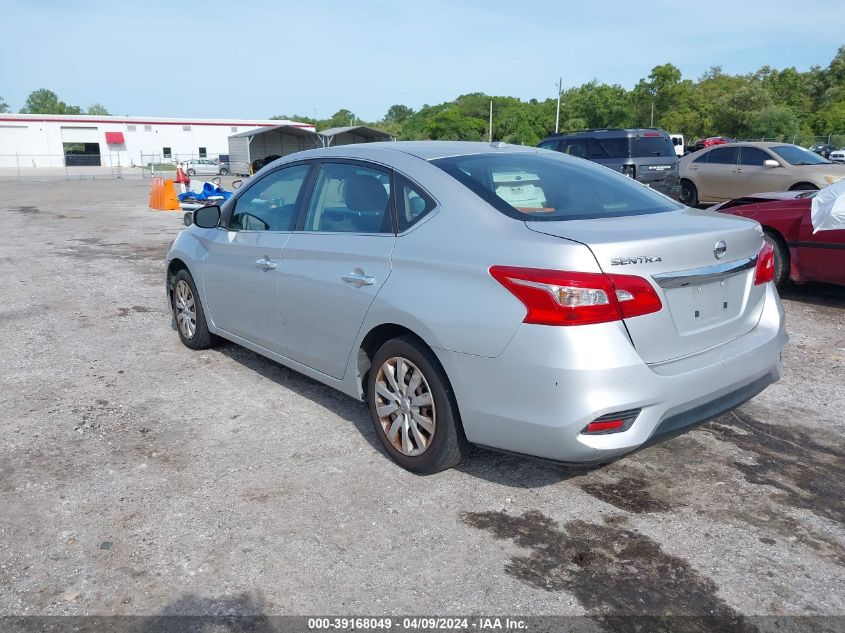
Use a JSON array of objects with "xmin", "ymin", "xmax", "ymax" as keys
[{"xmin": 714, "ymin": 240, "xmax": 727, "ymax": 259}]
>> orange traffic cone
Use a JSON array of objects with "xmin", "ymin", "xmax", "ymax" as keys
[
  {"xmin": 175, "ymin": 166, "xmax": 190, "ymax": 193},
  {"xmin": 149, "ymin": 177, "xmax": 180, "ymax": 211}
]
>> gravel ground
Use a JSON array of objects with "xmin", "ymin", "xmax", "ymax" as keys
[{"xmin": 0, "ymin": 179, "xmax": 842, "ymax": 630}]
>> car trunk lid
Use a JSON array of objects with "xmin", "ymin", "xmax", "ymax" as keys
[{"xmin": 526, "ymin": 209, "xmax": 767, "ymax": 364}]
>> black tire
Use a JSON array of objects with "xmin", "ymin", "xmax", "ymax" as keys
[
  {"xmin": 789, "ymin": 182, "xmax": 818, "ymax": 191},
  {"xmin": 680, "ymin": 179, "xmax": 698, "ymax": 207},
  {"xmin": 170, "ymin": 269, "xmax": 219, "ymax": 350},
  {"xmin": 763, "ymin": 230, "xmax": 789, "ymax": 289},
  {"xmin": 219, "ymin": 168, "xmax": 229, "ymax": 176},
  {"xmin": 187, "ymin": 168, "xmax": 196, "ymax": 176},
  {"xmin": 367, "ymin": 335, "xmax": 469, "ymax": 474}
]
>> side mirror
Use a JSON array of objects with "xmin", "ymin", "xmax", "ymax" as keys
[
  {"xmin": 232, "ymin": 179, "xmax": 243, "ymax": 190},
  {"xmin": 193, "ymin": 205, "xmax": 221, "ymax": 229},
  {"xmin": 763, "ymin": 159, "xmax": 780, "ymax": 168},
  {"xmin": 183, "ymin": 212, "xmax": 193, "ymax": 227}
]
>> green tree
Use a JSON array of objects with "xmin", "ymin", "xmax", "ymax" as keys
[
  {"xmin": 384, "ymin": 104, "xmax": 414, "ymax": 124},
  {"xmin": 0, "ymin": 96, "xmax": 8, "ymax": 113},
  {"xmin": 20, "ymin": 88, "xmax": 82, "ymax": 114},
  {"xmin": 327, "ymin": 109, "xmax": 357, "ymax": 128},
  {"xmin": 713, "ymin": 83, "xmax": 773, "ymax": 137},
  {"xmin": 748, "ymin": 105, "xmax": 799, "ymax": 139},
  {"xmin": 86, "ymin": 103, "xmax": 110, "ymax": 115}
]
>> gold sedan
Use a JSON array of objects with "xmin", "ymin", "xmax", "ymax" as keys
[{"xmin": 679, "ymin": 141, "xmax": 845, "ymax": 206}]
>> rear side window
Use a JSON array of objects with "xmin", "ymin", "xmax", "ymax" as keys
[
  {"xmin": 588, "ymin": 138, "xmax": 628, "ymax": 159},
  {"xmin": 432, "ymin": 152, "xmax": 681, "ymax": 221},
  {"xmin": 738, "ymin": 147, "xmax": 773, "ymax": 166},
  {"xmin": 692, "ymin": 152, "xmax": 709, "ymax": 163},
  {"xmin": 707, "ymin": 147, "xmax": 739, "ymax": 164},
  {"xmin": 629, "ymin": 135, "xmax": 676, "ymax": 158},
  {"xmin": 303, "ymin": 162, "xmax": 393, "ymax": 233},
  {"xmin": 395, "ymin": 174, "xmax": 436, "ymax": 232},
  {"xmin": 560, "ymin": 139, "xmax": 588, "ymax": 159}
]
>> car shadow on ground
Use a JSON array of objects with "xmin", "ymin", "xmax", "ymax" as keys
[
  {"xmin": 213, "ymin": 341, "xmax": 601, "ymax": 486},
  {"xmin": 779, "ymin": 281, "xmax": 845, "ymax": 309}
]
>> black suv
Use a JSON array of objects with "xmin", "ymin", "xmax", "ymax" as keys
[{"xmin": 538, "ymin": 128, "xmax": 680, "ymax": 199}]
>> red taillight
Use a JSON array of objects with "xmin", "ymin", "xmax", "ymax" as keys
[
  {"xmin": 754, "ymin": 241, "xmax": 775, "ymax": 285},
  {"xmin": 489, "ymin": 266, "xmax": 662, "ymax": 326}
]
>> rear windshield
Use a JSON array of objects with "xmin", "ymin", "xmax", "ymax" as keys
[
  {"xmin": 770, "ymin": 145, "xmax": 831, "ymax": 165},
  {"xmin": 432, "ymin": 152, "xmax": 681, "ymax": 221},
  {"xmin": 629, "ymin": 135, "xmax": 676, "ymax": 158}
]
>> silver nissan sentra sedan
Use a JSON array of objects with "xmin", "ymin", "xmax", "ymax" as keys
[{"xmin": 166, "ymin": 141, "xmax": 787, "ymax": 473}]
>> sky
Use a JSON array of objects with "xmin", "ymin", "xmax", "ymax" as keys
[{"xmin": 1, "ymin": 0, "xmax": 843, "ymax": 122}]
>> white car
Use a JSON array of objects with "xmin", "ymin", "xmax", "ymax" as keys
[
  {"xmin": 182, "ymin": 159, "xmax": 228, "ymax": 176},
  {"xmin": 829, "ymin": 147, "xmax": 845, "ymax": 163}
]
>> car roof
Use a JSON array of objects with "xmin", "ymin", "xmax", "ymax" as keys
[
  {"xmin": 543, "ymin": 128, "xmax": 668, "ymax": 139},
  {"xmin": 295, "ymin": 141, "xmax": 541, "ymax": 161}
]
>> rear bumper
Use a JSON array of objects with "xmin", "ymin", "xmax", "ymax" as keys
[{"xmin": 436, "ymin": 283, "xmax": 787, "ymax": 463}]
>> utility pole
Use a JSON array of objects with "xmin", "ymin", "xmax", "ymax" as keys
[
  {"xmin": 650, "ymin": 101, "xmax": 654, "ymax": 128},
  {"xmin": 488, "ymin": 100, "xmax": 493, "ymax": 143},
  {"xmin": 555, "ymin": 77, "xmax": 562, "ymax": 133}
]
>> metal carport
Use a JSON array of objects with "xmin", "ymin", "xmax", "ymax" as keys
[
  {"xmin": 319, "ymin": 126, "xmax": 395, "ymax": 147},
  {"xmin": 228, "ymin": 125, "xmax": 322, "ymax": 176}
]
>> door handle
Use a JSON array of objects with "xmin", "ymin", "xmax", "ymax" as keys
[
  {"xmin": 342, "ymin": 271, "xmax": 375, "ymax": 286},
  {"xmin": 255, "ymin": 258, "xmax": 277, "ymax": 271}
]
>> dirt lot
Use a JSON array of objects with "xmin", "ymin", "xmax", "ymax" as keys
[{"xmin": 0, "ymin": 179, "xmax": 843, "ymax": 629}]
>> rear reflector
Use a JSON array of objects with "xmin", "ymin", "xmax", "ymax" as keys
[
  {"xmin": 585, "ymin": 419, "xmax": 624, "ymax": 433},
  {"xmin": 581, "ymin": 409, "xmax": 641, "ymax": 435},
  {"xmin": 489, "ymin": 266, "xmax": 662, "ymax": 326},
  {"xmin": 754, "ymin": 241, "xmax": 775, "ymax": 285}
]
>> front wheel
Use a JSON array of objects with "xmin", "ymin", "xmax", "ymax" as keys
[
  {"xmin": 187, "ymin": 168, "xmax": 196, "ymax": 176},
  {"xmin": 171, "ymin": 269, "xmax": 218, "ymax": 350},
  {"xmin": 680, "ymin": 179, "xmax": 698, "ymax": 207},
  {"xmin": 763, "ymin": 231, "xmax": 789, "ymax": 288},
  {"xmin": 219, "ymin": 168, "xmax": 229, "ymax": 176},
  {"xmin": 367, "ymin": 336, "xmax": 469, "ymax": 474}
]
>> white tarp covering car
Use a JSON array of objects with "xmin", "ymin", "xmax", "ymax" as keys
[{"xmin": 811, "ymin": 179, "xmax": 845, "ymax": 232}]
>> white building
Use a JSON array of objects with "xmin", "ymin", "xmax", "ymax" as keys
[{"xmin": 0, "ymin": 114, "xmax": 314, "ymax": 169}]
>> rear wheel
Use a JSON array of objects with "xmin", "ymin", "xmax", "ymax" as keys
[
  {"xmin": 763, "ymin": 231, "xmax": 789, "ymax": 289},
  {"xmin": 367, "ymin": 336, "xmax": 469, "ymax": 474},
  {"xmin": 789, "ymin": 182, "xmax": 818, "ymax": 191},
  {"xmin": 680, "ymin": 179, "xmax": 698, "ymax": 207}
]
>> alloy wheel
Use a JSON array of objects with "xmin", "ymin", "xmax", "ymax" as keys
[
  {"xmin": 174, "ymin": 279, "xmax": 197, "ymax": 339},
  {"xmin": 374, "ymin": 356, "xmax": 436, "ymax": 456}
]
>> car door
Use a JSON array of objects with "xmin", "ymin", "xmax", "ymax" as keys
[
  {"xmin": 796, "ymin": 212, "xmax": 845, "ymax": 285},
  {"xmin": 278, "ymin": 160, "xmax": 396, "ymax": 379},
  {"xmin": 201, "ymin": 162, "xmax": 313, "ymax": 352},
  {"xmin": 733, "ymin": 146, "xmax": 789, "ymax": 196},
  {"xmin": 693, "ymin": 146, "xmax": 738, "ymax": 200},
  {"xmin": 201, "ymin": 160, "xmax": 217, "ymax": 175}
]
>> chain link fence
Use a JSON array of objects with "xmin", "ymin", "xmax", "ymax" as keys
[
  {"xmin": 0, "ymin": 151, "xmax": 230, "ymax": 181},
  {"xmin": 736, "ymin": 133, "xmax": 845, "ymax": 149}
]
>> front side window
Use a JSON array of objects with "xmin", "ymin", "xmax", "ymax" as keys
[
  {"xmin": 738, "ymin": 147, "xmax": 773, "ymax": 166},
  {"xmin": 432, "ymin": 151, "xmax": 681, "ymax": 221},
  {"xmin": 707, "ymin": 147, "xmax": 739, "ymax": 165},
  {"xmin": 302, "ymin": 163, "xmax": 393, "ymax": 233},
  {"xmin": 230, "ymin": 163, "xmax": 310, "ymax": 231},
  {"xmin": 770, "ymin": 145, "xmax": 830, "ymax": 165},
  {"xmin": 537, "ymin": 140, "xmax": 559, "ymax": 151},
  {"xmin": 395, "ymin": 174, "xmax": 436, "ymax": 232}
]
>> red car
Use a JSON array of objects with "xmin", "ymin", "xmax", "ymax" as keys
[{"xmin": 712, "ymin": 191, "xmax": 845, "ymax": 288}]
